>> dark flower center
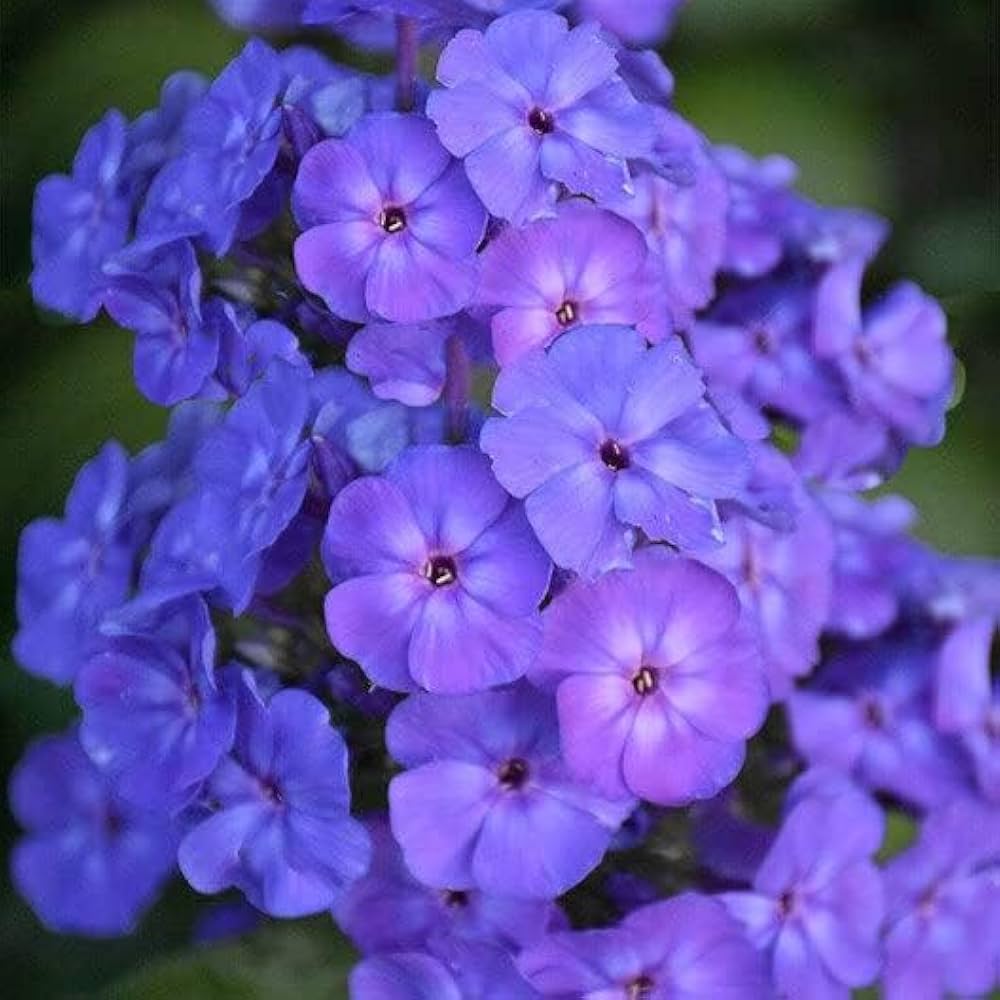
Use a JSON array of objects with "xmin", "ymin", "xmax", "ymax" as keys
[
  {"xmin": 379, "ymin": 205, "xmax": 407, "ymax": 234},
  {"xmin": 498, "ymin": 757, "xmax": 529, "ymax": 790},
  {"xmin": 860, "ymin": 695, "xmax": 885, "ymax": 730},
  {"xmin": 555, "ymin": 299, "xmax": 578, "ymax": 327},
  {"xmin": 627, "ymin": 974, "xmax": 655, "ymax": 998},
  {"xmin": 632, "ymin": 665, "xmax": 657, "ymax": 696},
  {"xmin": 442, "ymin": 889, "xmax": 470, "ymax": 908},
  {"xmin": 528, "ymin": 107, "xmax": 555, "ymax": 135},
  {"xmin": 753, "ymin": 327, "xmax": 774, "ymax": 355},
  {"xmin": 423, "ymin": 555, "xmax": 457, "ymax": 587},
  {"xmin": 262, "ymin": 778, "xmax": 284, "ymax": 805},
  {"xmin": 777, "ymin": 889, "xmax": 797, "ymax": 917},
  {"xmin": 600, "ymin": 439, "xmax": 630, "ymax": 471}
]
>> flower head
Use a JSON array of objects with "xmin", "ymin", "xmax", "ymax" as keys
[
  {"xmin": 519, "ymin": 892, "xmax": 767, "ymax": 997},
  {"xmin": 534, "ymin": 553, "xmax": 769, "ymax": 804},
  {"xmin": 323, "ymin": 445, "xmax": 551, "ymax": 692},
  {"xmin": 178, "ymin": 674, "xmax": 371, "ymax": 916},
  {"xmin": 481, "ymin": 325, "xmax": 748, "ymax": 575},
  {"xmin": 475, "ymin": 202, "xmax": 650, "ymax": 365},
  {"xmin": 720, "ymin": 783, "xmax": 885, "ymax": 998},
  {"xmin": 9, "ymin": 729, "xmax": 177, "ymax": 936},
  {"xmin": 387, "ymin": 683, "xmax": 633, "ymax": 898},
  {"xmin": 427, "ymin": 10, "xmax": 656, "ymax": 221},
  {"xmin": 30, "ymin": 110, "xmax": 131, "ymax": 321},
  {"xmin": 293, "ymin": 112, "xmax": 487, "ymax": 323}
]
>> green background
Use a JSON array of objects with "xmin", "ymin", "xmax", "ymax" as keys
[{"xmin": 1, "ymin": 0, "xmax": 997, "ymax": 995}]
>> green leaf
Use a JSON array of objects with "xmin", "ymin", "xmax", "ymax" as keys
[{"xmin": 102, "ymin": 919, "xmax": 356, "ymax": 1000}]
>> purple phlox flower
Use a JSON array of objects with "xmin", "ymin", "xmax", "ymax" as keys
[
  {"xmin": 518, "ymin": 892, "xmax": 768, "ymax": 998},
  {"xmin": 210, "ymin": 302, "xmax": 308, "ymax": 399},
  {"xmin": 178, "ymin": 673, "xmax": 371, "ymax": 916},
  {"xmin": 346, "ymin": 315, "xmax": 489, "ymax": 406},
  {"xmin": 193, "ymin": 360, "xmax": 315, "ymax": 605},
  {"xmin": 426, "ymin": 10, "xmax": 656, "ymax": 222},
  {"xmin": 212, "ymin": 0, "xmax": 309, "ymax": 29},
  {"xmin": 784, "ymin": 201, "xmax": 888, "ymax": 268},
  {"xmin": 611, "ymin": 111, "xmax": 729, "ymax": 341},
  {"xmin": 481, "ymin": 325, "xmax": 749, "ymax": 575},
  {"xmin": 350, "ymin": 940, "xmax": 538, "ymax": 1000},
  {"xmin": 139, "ymin": 40, "xmax": 283, "ymax": 253},
  {"xmin": 9, "ymin": 728, "xmax": 177, "ymax": 937},
  {"xmin": 934, "ymin": 613, "xmax": 1000, "ymax": 802},
  {"xmin": 533, "ymin": 552, "xmax": 769, "ymax": 804},
  {"xmin": 323, "ymin": 445, "xmax": 551, "ymax": 693},
  {"xmin": 103, "ymin": 237, "xmax": 217, "ymax": 406},
  {"xmin": 280, "ymin": 47, "xmax": 369, "ymax": 145},
  {"xmin": 14, "ymin": 441, "xmax": 133, "ymax": 684},
  {"xmin": 815, "ymin": 259, "xmax": 953, "ymax": 446},
  {"xmin": 689, "ymin": 271, "xmax": 841, "ymax": 426},
  {"xmin": 309, "ymin": 368, "xmax": 420, "ymax": 492},
  {"xmin": 794, "ymin": 410, "xmax": 897, "ymax": 492},
  {"xmin": 75, "ymin": 595, "xmax": 238, "ymax": 810},
  {"xmin": 336, "ymin": 818, "xmax": 559, "ymax": 952},
  {"xmin": 719, "ymin": 784, "xmax": 884, "ymax": 999},
  {"xmin": 141, "ymin": 488, "xmax": 260, "ymax": 611},
  {"xmin": 575, "ymin": 0, "xmax": 687, "ymax": 46},
  {"xmin": 124, "ymin": 71, "xmax": 209, "ymax": 192},
  {"xmin": 699, "ymin": 458, "xmax": 834, "ymax": 699},
  {"xmin": 126, "ymin": 401, "xmax": 223, "ymax": 539},
  {"xmin": 475, "ymin": 202, "xmax": 650, "ymax": 366},
  {"xmin": 714, "ymin": 145, "xmax": 798, "ymax": 278},
  {"xmin": 387, "ymin": 683, "xmax": 633, "ymax": 899},
  {"xmin": 787, "ymin": 635, "xmax": 974, "ymax": 810},
  {"xmin": 293, "ymin": 112, "xmax": 487, "ymax": 323},
  {"xmin": 819, "ymin": 490, "xmax": 916, "ymax": 640},
  {"xmin": 882, "ymin": 799, "xmax": 1000, "ymax": 1000},
  {"xmin": 31, "ymin": 110, "xmax": 131, "ymax": 321}
]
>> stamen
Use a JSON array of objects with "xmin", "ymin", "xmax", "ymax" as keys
[
  {"xmin": 528, "ymin": 107, "xmax": 555, "ymax": 135},
  {"xmin": 555, "ymin": 300, "xmax": 578, "ymax": 327},
  {"xmin": 422, "ymin": 555, "xmax": 457, "ymax": 587},
  {"xmin": 442, "ymin": 889, "xmax": 469, "ymax": 908},
  {"xmin": 632, "ymin": 666, "xmax": 657, "ymax": 696},
  {"xmin": 498, "ymin": 757, "xmax": 529, "ymax": 790},
  {"xmin": 627, "ymin": 974, "xmax": 655, "ymax": 998},
  {"xmin": 600, "ymin": 439, "xmax": 630, "ymax": 471},
  {"xmin": 379, "ymin": 205, "xmax": 407, "ymax": 234}
]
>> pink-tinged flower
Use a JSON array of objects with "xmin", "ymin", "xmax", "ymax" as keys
[
  {"xmin": 533, "ymin": 552, "xmax": 769, "ymax": 805},
  {"xmin": 475, "ymin": 202, "xmax": 650, "ymax": 365}
]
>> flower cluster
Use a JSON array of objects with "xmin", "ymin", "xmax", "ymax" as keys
[{"xmin": 13, "ymin": 2, "xmax": 999, "ymax": 998}]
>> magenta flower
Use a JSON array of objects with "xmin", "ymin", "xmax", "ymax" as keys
[
  {"xmin": 534, "ymin": 552, "xmax": 769, "ymax": 805},
  {"xmin": 475, "ymin": 202, "xmax": 650, "ymax": 366},
  {"xmin": 293, "ymin": 112, "xmax": 487, "ymax": 323}
]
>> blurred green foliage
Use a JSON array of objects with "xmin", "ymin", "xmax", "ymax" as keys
[{"xmin": 1, "ymin": 0, "xmax": 996, "ymax": 996}]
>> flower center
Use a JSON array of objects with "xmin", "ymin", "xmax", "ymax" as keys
[
  {"xmin": 860, "ymin": 695, "xmax": 885, "ymax": 730},
  {"xmin": 632, "ymin": 665, "xmax": 657, "ymax": 696},
  {"xmin": 422, "ymin": 555, "xmax": 457, "ymax": 587},
  {"xmin": 753, "ymin": 327, "xmax": 774, "ymax": 355},
  {"xmin": 627, "ymin": 975, "xmax": 655, "ymax": 999},
  {"xmin": 498, "ymin": 757, "xmax": 529, "ymax": 790},
  {"xmin": 555, "ymin": 299, "xmax": 578, "ymax": 327},
  {"xmin": 379, "ymin": 205, "xmax": 407, "ymax": 234},
  {"xmin": 262, "ymin": 778, "xmax": 284, "ymax": 806},
  {"xmin": 442, "ymin": 889, "xmax": 469, "ymax": 908},
  {"xmin": 777, "ymin": 889, "xmax": 797, "ymax": 918},
  {"xmin": 600, "ymin": 439, "xmax": 630, "ymax": 471},
  {"xmin": 528, "ymin": 107, "xmax": 555, "ymax": 135}
]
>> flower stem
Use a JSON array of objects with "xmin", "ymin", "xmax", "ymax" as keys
[
  {"xmin": 444, "ymin": 334, "xmax": 471, "ymax": 443},
  {"xmin": 395, "ymin": 16, "xmax": 419, "ymax": 112}
]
